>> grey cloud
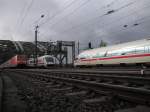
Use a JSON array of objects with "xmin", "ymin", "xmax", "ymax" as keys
[{"xmin": 0, "ymin": 0, "xmax": 150, "ymax": 50}]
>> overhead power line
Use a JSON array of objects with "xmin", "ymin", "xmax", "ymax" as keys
[
  {"xmin": 46, "ymin": 0, "xmax": 92, "ymax": 28},
  {"xmin": 19, "ymin": 0, "xmax": 35, "ymax": 27},
  {"xmin": 14, "ymin": 0, "xmax": 35, "ymax": 40},
  {"xmin": 48, "ymin": 0, "xmax": 136, "ymax": 33},
  {"xmin": 40, "ymin": 0, "xmax": 77, "ymax": 26},
  {"xmin": 105, "ymin": 1, "xmax": 136, "ymax": 15},
  {"xmin": 47, "ymin": 0, "xmax": 120, "ymax": 29},
  {"xmin": 47, "ymin": 0, "xmax": 150, "ymax": 39},
  {"xmin": 98, "ymin": 17, "xmax": 150, "ymax": 40},
  {"xmin": 96, "ymin": 2, "xmax": 150, "ymax": 32},
  {"xmin": 42, "ymin": 0, "xmax": 118, "ymax": 28},
  {"xmin": 15, "ymin": 4, "xmax": 27, "ymax": 31},
  {"xmin": 49, "ymin": 0, "xmax": 139, "ymax": 36}
]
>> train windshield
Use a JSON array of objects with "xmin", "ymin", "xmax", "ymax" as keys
[
  {"xmin": 45, "ymin": 57, "xmax": 54, "ymax": 62},
  {"xmin": 17, "ymin": 55, "xmax": 27, "ymax": 61}
]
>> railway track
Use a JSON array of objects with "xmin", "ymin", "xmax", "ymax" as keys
[
  {"xmin": 13, "ymin": 69, "xmax": 150, "ymax": 85},
  {"xmin": 3, "ymin": 69, "xmax": 150, "ymax": 111},
  {"xmin": 12, "ymin": 69, "xmax": 150, "ymax": 105},
  {"xmin": 0, "ymin": 71, "xmax": 26, "ymax": 112},
  {"xmin": 0, "ymin": 72, "xmax": 3, "ymax": 112},
  {"xmin": 16, "ymin": 68, "xmax": 150, "ymax": 76}
]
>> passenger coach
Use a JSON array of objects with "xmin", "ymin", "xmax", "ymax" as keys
[
  {"xmin": 74, "ymin": 39, "xmax": 150, "ymax": 67},
  {"xmin": 0, "ymin": 55, "xmax": 27, "ymax": 68},
  {"xmin": 27, "ymin": 55, "xmax": 55, "ymax": 67}
]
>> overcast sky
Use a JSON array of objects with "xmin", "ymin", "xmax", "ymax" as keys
[{"xmin": 0, "ymin": 0, "xmax": 150, "ymax": 48}]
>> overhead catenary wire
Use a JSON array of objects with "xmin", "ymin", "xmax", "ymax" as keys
[
  {"xmin": 41, "ymin": 0, "xmax": 93, "ymax": 27},
  {"xmin": 12, "ymin": 1, "xmax": 28, "ymax": 41},
  {"xmin": 48, "ymin": 1, "xmax": 150, "ymax": 45},
  {"xmin": 12, "ymin": 0, "xmax": 150, "ymax": 45},
  {"xmin": 86, "ymin": 12, "xmax": 150, "ymax": 44},
  {"xmin": 90, "ymin": 2, "xmax": 150, "ymax": 33},
  {"xmin": 42, "ymin": 0, "xmax": 118, "ymax": 28},
  {"xmin": 13, "ymin": 0, "xmax": 35, "ymax": 41},
  {"xmin": 19, "ymin": 0, "xmax": 35, "ymax": 27},
  {"xmin": 30, "ymin": 0, "xmax": 78, "ymax": 41},
  {"xmin": 47, "ymin": 0, "xmax": 142, "ymax": 37},
  {"xmin": 98, "ymin": 15, "xmax": 150, "ymax": 38},
  {"xmin": 14, "ymin": 4, "xmax": 27, "ymax": 33},
  {"xmin": 48, "ymin": 0, "xmax": 134, "ymax": 29},
  {"xmin": 17, "ymin": 0, "xmax": 119, "ymax": 41},
  {"xmin": 40, "ymin": 0, "xmax": 77, "ymax": 26}
]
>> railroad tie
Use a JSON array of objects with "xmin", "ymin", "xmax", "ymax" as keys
[
  {"xmin": 65, "ymin": 91, "xmax": 87, "ymax": 97},
  {"xmin": 82, "ymin": 96, "xmax": 110, "ymax": 112},
  {"xmin": 83, "ymin": 96, "xmax": 108, "ymax": 104},
  {"xmin": 0, "ymin": 76, "xmax": 3, "ymax": 112},
  {"xmin": 52, "ymin": 87, "xmax": 72, "ymax": 93},
  {"xmin": 115, "ymin": 105, "xmax": 150, "ymax": 112},
  {"xmin": 46, "ymin": 84, "xmax": 62, "ymax": 88}
]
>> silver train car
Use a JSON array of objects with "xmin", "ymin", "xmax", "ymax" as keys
[
  {"xmin": 74, "ymin": 39, "xmax": 150, "ymax": 67},
  {"xmin": 27, "ymin": 55, "xmax": 55, "ymax": 67}
]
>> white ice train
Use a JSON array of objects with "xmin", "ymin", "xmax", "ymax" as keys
[
  {"xmin": 74, "ymin": 39, "xmax": 150, "ymax": 67},
  {"xmin": 27, "ymin": 55, "xmax": 55, "ymax": 67}
]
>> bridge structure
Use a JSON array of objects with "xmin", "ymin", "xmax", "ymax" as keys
[{"xmin": 0, "ymin": 40, "xmax": 75, "ymax": 66}]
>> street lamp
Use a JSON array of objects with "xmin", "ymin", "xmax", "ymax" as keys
[{"xmin": 34, "ymin": 14, "xmax": 44, "ymax": 66}]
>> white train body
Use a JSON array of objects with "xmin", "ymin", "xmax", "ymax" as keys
[
  {"xmin": 74, "ymin": 39, "xmax": 150, "ymax": 66},
  {"xmin": 27, "ymin": 58, "xmax": 35, "ymax": 67},
  {"xmin": 27, "ymin": 55, "xmax": 55, "ymax": 67},
  {"xmin": 37, "ymin": 55, "xmax": 55, "ymax": 67}
]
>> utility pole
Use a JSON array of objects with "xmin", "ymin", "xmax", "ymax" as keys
[
  {"xmin": 72, "ymin": 41, "xmax": 75, "ymax": 65},
  {"xmin": 77, "ymin": 41, "xmax": 80, "ymax": 54},
  {"xmin": 35, "ymin": 25, "xmax": 39, "ymax": 66},
  {"xmin": 34, "ymin": 14, "xmax": 44, "ymax": 67}
]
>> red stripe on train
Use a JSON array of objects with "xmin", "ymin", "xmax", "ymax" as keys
[{"xmin": 80, "ymin": 53, "xmax": 150, "ymax": 62}]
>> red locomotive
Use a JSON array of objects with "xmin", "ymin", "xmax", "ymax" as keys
[{"xmin": 0, "ymin": 55, "xmax": 27, "ymax": 68}]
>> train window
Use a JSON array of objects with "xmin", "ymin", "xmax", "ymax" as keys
[
  {"xmin": 148, "ymin": 46, "xmax": 150, "ymax": 53},
  {"xmin": 75, "ymin": 58, "xmax": 78, "ymax": 60},
  {"xmin": 29, "ymin": 60, "xmax": 34, "ymax": 64},
  {"xmin": 79, "ymin": 52, "xmax": 90, "ymax": 59},
  {"xmin": 86, "ymin": 54, "xmax": 91, "ymax": 58},
  {"xmin": 17, "ymin": 55, "xmax": 26, "ymax": 60},
  {"xmin": 107, "ymin": 52, "xmax": 112, "ymax": 57},
  {"xmin": 92, "ymin": 52, "xmax": 105, "ymax": 58},
  {"xmin": 45, "ymin": 57, "xmax": 54, "ymax": 62},
  {"xmin": 80, "ymin": 53, "xmax": 91, "ymax": 59},
  {"xmin": 121, "ymin": 47, "xmax": 136, "ymax": 55},
  {"xmin": 107, "ymin": 52, "xmax": 114, "ymax": 57},
  {"xmin": 144, "ymin": 46, "xmax": 150, "ymax": 53},
  {"xmin": 121, "ymin": 53, "xmax": 126, "ymax": 55},
  {"xmin": 80, "ymin": 57, "xmax": 86, "ymax": 59},
  {"xmin": 79, "ymin": 55, "xmax": 86, "ymax": 59},
  {"xmin": 144, "ymin": 46, "xmax": 149, "ymax": 53},
  {"xmin": 135, "ymin": 47, "xmax": 145, "ymax": 54},
  {"xmin": 107, "ymin": 50, "xmax": 121, "ymax": 57}
]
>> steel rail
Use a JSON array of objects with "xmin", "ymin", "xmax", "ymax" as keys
[
  {"xmin": 15, "ymin": 69, "xmax": 149, "ymax": 76},
  {"xmin": 13, "ymin": 71, "xmax": 150, "ymax": 105},
  {"xmin": 10, "ymin": 69, "xmax": 150, "ymax": 85},
  {"xmin": 45, "ymin": 72, "xmax": 150, "ymax": 85},
  {"xmin": 34, "ymin": 74, "xmax": 150, "ymax": 104},
  {"xmin": 0, "ymin": 72, "xmax": 3, "ymax": 112}
]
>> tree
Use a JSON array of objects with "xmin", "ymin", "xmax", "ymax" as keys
[{"xmin": 99, "ymin": 40, "xmax": 107, "ymax": 47}]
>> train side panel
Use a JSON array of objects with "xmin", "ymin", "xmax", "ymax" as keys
[
  {"xmin": 75, "ymin": 53, "xmax": 150, "ymax": 66},
  {"xmin": 74, "ymin": 39, "xmax": 150, "ymax": 67},
  {"xmin": 0, "ymin": 55, "xmax": 27, "ymax": 68}
]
